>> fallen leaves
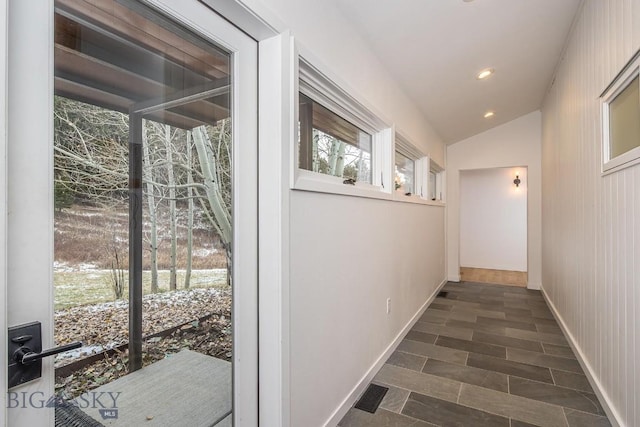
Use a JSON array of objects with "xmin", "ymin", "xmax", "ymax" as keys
[{"xmin": 54, "ymin": 287, "xmax": 232, "ymax": 399}]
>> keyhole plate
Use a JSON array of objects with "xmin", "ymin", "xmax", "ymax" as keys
[{"xmin": 8, "ymin": 321, "xmax": 43, "ymax": 388}]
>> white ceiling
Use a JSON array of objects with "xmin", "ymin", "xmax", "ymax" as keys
[{"xmin": 332, "ymin": 0, "xmax": 582, "ymax": 144}]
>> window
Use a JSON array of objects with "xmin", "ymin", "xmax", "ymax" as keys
[
  {"xmin": 429, "ymin": 170, "xmax": 437, "ymax": 200},
  {"xmin": 601, "ymin": 50, "xmax": 640, "ymax": 173},
  {"xmin": 394, "ymin": 151, "xmax": 415, "ymax": 194},
  {"xmin": 296, "ymin": 58, "xmax": 393, "ymax": 197},
  {"xmin": 428, "ymin": 159, "xmax": 444, "ymax": 202},
  {"xmin": 299, "ymin": 93, "xmax": 372, "ymax": 183}
]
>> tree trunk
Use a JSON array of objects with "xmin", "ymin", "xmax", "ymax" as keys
[
  {"xmin": 191, "ymin": 126, "xmax": 231, "ymax": 246},
  {"xmin": 335, "ymin": 142, "xmax": 346, "ymax": 177},
  {"xmin": 165, "ymin": 125, "xmax": 177, "ymax": 291},
  {"xmin": 357, "ymin": 151, "xmax": 365, "ymax": 182},
  {"xmin": 328, "ymin": 138, "xmax": 345, "ymax": 176},
  {"xmin": 184, "ymin": 132, "xmax": 194, "ymax": 289},
  {"xmin": 312, "ymin": 132, "xmax": 319, "ymax": 172},
  {"xmin": 142, "ymin": 123, "xmax": 159, "ymax": 293}
]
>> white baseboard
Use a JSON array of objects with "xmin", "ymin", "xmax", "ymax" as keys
[
  {"xmin": 540, "ymin": 286, "xmax": 623, "ymax": 427},
  {"xmin": 448, "ymin": 275, "xmax": 460, "ymax": 282},
  {"xmin": 323, "ymin": 278, "xmax": 448, "ymax": 427}
]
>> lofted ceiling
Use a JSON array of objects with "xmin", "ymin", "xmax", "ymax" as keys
[{"xmin": 332, "ymin": 0, "xmax": 582, "ymax": 144}]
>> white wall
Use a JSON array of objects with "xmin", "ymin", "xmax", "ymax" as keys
[
  {"xmin": 240, "ymin": 0, "xmax": 444, "ymax": 165},
  {"xmin": 460, "ymin": 167, "xmax": 527, "ymax": 272},
  {"xmin": 541, "ymin": 0, "xmax": 640, "ymax": 426},
  {"xmin": 235, "ymin": 1, "xmax": 448, "ymax": 426},
  {"xmin": 447, "ymin": 111, "xmax": 542, "ymax": 287},
  {"xmin": 290, "ymin": 194, "xmax": 445, "ymax": 426}
]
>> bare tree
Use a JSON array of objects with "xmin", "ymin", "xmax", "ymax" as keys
[
  {"xmin": 55, "ymin": 96, "xmax": 234, "ymax": 291},
  {"xmin": 185, "ymin": 131, "xmax": 194, "ymax": 289},
  {"xmin": 142, "ymin": 124, "xmax": 159, "ymax": 292},
  {"xmin": 163, "ymin": 124, "xmax": 178, "ymax": 291}
]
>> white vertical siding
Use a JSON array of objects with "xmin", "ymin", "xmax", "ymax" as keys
[{"xmin": 541, "ymin": 1, "xmax": 639, "ymax": 426}]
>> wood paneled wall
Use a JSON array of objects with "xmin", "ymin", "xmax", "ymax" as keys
[{"xmin": 541, "ymin": 1, "xmax": 639, "ymax": 426}]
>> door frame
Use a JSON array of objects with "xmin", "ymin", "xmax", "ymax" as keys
[
  {"xmin": 1, "ymin": 0, "xmax": 8, "ymax": 422},
  {"xmin": 3, "ymin": 0, "xmax": 258, "ymax": 425}
]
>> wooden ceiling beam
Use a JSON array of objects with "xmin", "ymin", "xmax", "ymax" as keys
[
  {"xmin": 55, "ymin": 0, "xmax": 229, "ymax": 80},
  {"xmin": 55, "ymin": 77, "xmax": 217, "ymax": 130},
  {"xmin": 55, "ymin": 44, "xmax": 230, "ymax": 124}
]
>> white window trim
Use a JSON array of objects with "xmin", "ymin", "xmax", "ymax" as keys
[
  {"xmin": 427, "ymin": 158, "xmax": 446, "ymax": 204},
  {"xmin": 601, "ymin": 49, "xmax": 640, "ymax": 175},
  {"xmin": 391, "ymin": 133, "xmax": 445, "ymax": 206},
  {"xmin": 294, "ymin": 56, "xmax": 394, "ymax": 198},
  {"xmin": 394, "ymin": 133, "xmax": 420, "ymax": 198}
]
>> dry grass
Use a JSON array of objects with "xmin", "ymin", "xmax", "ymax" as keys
[
  {"xmin": 54, "ymin": 269, "xmax": 227, "ymax": 310},
  {"xmin": 54, "ymin": 204, "xmax": 228, "ymax": 309},
  {"xmin": 55, "ymin": 204, "xmax": 227, "ymax": 269}
]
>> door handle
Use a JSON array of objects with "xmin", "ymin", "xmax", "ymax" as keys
[
  {"xmin": 14, "ymin": 341, "xmax": 82, "ymax": 365},
  {"xmin": 8, "ymin": 321, "xmax": 83, "ymax": 388}
]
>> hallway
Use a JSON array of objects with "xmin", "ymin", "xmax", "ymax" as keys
[{"xmin": 339, "ymin": 282, "xmax": 611, "ymax": 427}]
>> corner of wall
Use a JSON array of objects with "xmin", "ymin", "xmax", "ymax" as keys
[
  {"xmin": 540, "ymin": 287, "xmax": 623, "ymax": 427},
  {"xmin": 526, "ymin": 281, "xmax": 541, "ymax": 290}
]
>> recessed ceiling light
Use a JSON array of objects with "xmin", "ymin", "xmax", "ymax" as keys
[
  {"xmin": 484, "ymin": 111, "xmax": 495, "ymax": 118},
  {"xmin": 477, "ymin": 68, "xmax": 494, "ymax": 80}
]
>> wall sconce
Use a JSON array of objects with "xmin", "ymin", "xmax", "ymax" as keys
[{"xmin": 513, "ymin": 175, "xmax": 521, "ymax": 187}]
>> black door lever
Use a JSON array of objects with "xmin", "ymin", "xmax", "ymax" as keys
[
  {"xmin": 8, "ymin": 321, "xmax": 83, "ymax": 388},
  {"xmin": 14, "ymin": 341, "xmax": 82, "ymax": 365}
]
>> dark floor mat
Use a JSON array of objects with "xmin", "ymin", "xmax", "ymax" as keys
[
  {"xmin": 354, "ymin": 383, "xmax": 388, "ymax": 413},
  {"xmin": 56, "ymin": 403, "xmax": 104, "ymax": 427}
]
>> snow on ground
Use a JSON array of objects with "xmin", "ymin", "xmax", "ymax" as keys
[{"xmin": 54, "ymin": 286, "xmax": 231, "ymax": 367}]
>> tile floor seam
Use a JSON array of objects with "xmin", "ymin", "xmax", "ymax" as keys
[
  {"xmin": 412, "ymin": 384, "xmax": 514, "ymax": 423},
  {"xmin": 561, "ymin": 406, "xmax": 571, "ymax": 427},
  {"xmin": 399, "ymin": 388, "xmax": 411, "ymax": 414},
  {"xmin": 578, "ymin": 391, "xmax": 605, "ymax": 414},
  {"xmin": 550, "ymin": 367, "xmax": 557, "ymax": 385},
  {"xmin": 419, "ymin": 356, "xmax": 428, "ymax": 372},
  {"xmin": 509, "ymin": 370, "xmax": 592, "ymax": 391},
  {"xmin": 509, "ymin": 360, "xmax": 582, "ymax": 375},
  {"xmin": 456, "ymin": 383, "xmax": 561, "ymax": 423},
  {"xmin": 563, "ymin": 405, "xmax": 610, "ymax": 418},
  {"xmin": 463, "ymin": 385, "xmax": 579, "ymax": 426}
]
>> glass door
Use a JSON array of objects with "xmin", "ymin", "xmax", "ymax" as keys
[{"xmin": 6, "ymin": 0, "xmax": 257, "ymax": 425}]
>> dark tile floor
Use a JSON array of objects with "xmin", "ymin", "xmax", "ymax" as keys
[{"xmin": 338, "ymin": 281, "xmax": 612, "ymax": 427}]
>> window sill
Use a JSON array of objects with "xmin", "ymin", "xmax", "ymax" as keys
[
  {"xmin": 602, "ymin": 146, "xmax": 640, "ymax": 175},
  {"xmin": 392, "ymin": 192, "xmax": 445, "ymax": 206},
  {"xmin": 291, "ymin": 170, "xmax": 446, "ymax": 207},
  {"xmin": 293, "ymin": 170, "xmax": 391, "ymax": 200}
]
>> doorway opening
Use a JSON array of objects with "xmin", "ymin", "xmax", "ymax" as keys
[{"xmin": 459, "ymin": 167, "xmax": 528, "ymax": 287}]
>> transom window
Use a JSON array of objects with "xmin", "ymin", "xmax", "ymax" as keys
[
  {"xmin": 295, "ymin": 58, "xmax": 393, "ymax": 197},
  {"xmin": 429, "ymin": 159, "xmax": 444, "ymax": 201},
  {"xmin": 394, "ymin": 151, "xmax": 415, "ymax": 195},
  {"xmin": 298, "ymin": 93, "xmax": 372, "ymax": 183}
]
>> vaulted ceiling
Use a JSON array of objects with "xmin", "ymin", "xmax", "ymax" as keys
[{"xmin": 332, "ymin": 0, "xmax": 582, "ymax": 144}]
